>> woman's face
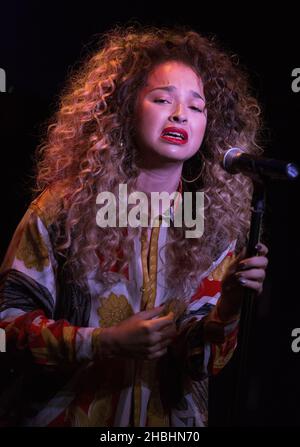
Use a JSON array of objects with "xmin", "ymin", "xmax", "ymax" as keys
[{"xmin": 135, "ymin": 60, "xmax": 207, "ymax": 164}]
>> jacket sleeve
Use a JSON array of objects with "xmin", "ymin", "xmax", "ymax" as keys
[
  {"xmin": 169, "ymin": 242, "xmax": 240, "ymax": 380},
  {"xmin": 0, "ymin": 203, "xmax": 95, "ymax": 367}
]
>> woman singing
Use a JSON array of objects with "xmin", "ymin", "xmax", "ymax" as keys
[{"xmin": 0, "ymin": 25, "xmax": 268, "ymax": 427}]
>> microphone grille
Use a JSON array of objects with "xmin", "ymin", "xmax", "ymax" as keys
[{"xmin": 223, "ymin": 147, "xmax": 244, "ymax": 172}]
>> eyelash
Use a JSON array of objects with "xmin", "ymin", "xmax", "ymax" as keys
[
  {"xmin": 153, "ymin": 99, "xmax": 203, "ymax": 112},
  {"xmin": 190, "ymin": 106, "xmax": 203, "ymax": 113}
]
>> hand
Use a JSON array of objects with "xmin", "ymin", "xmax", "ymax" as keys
[
  {"xmin": 217, "ymin": 243, "xmax": 269, "ymax": 321},
  {"xmin": 234, "ymin": 243, "xmax": 269, "ymax": 295},
  {"xmin": 104, "ymin": 305, "xmax": 177, "ymax": 360}
]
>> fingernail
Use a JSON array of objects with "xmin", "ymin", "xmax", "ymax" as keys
[
  {"xmin": 238, "ymin": 278, "xmax": 247, "ymax": 285},
  {"xmin": 255, "ymin": 243, "xmax": 262, "ymax": 250}
]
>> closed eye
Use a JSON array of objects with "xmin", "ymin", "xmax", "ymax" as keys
[
  {"xmin": 154, "ymin": 99, "xmax": 204, "ymax": 112},
  {"xmin": 153, "ymin": 99, "xmax": 171, "ymax": 104},
  {"xmin": 190, "ymin": 106, "xmax": 204, "ymax": 112}
]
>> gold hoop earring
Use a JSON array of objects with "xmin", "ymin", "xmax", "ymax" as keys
[{"xmin": 181, "ymin": 170, "xmax": 202, "ymax": 183}]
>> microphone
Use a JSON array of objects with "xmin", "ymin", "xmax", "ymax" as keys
[{"xmin": 223, "ymin": 148, "xmax": 299, "ymax": 180}]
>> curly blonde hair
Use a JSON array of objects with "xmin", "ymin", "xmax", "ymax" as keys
[{"xmin": 34, "ymin": 25, "xmax": 263, "ymax": 297}]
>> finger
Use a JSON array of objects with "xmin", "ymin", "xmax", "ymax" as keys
[
  {"xmin": 238, "ymin": 256, "xmax": 268, "ymax": 270},
  {"xmin": 159, "ymin": 326, "xmax": 177, "ymax": 341},
  {"xmin": 147, "ymin": 347, "xmax": 168, "ymax": 360},
  {"xmin": 146, "ymin": 327, "xmax": 175, "ymax": 346},
  {"xmin": 255, "ymin": 242, "xmax": 269, "ymax": 256},
  {"xmin": 148, "ymin": 336, "xmax": 174, "ymax": 350},
  {"xmin": 140, "ymin": 305, "xmax": 165, "ymax": 320},
  {"xmin": 236, "ymin": 277, "xmax": 263, "ymax": 294},
  {"xmin": 145, "ymin": 323, "xmax": 176, "ymax": 347},
  {"xmin": 150, "ymin": 313, "xmax": 175, "ymax": 331},
  {"xmin": 235, "ymin": 268, "xmax": 266, "ymax": 282},
  {"xmin": 159, "ymin": 337, "xmax": 175, "ymax": 348},
  {"xmin": 236, "ymin": 247, "xmax": 247, "ymax": 261}
]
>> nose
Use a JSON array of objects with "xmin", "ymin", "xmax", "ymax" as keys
[{"xmin": 169, "ymin": 103, "xmax": 188, "ymax": 124}]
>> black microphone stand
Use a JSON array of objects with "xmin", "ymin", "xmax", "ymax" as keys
[
  {"xmin": 229, "ymin": 176, "xmax": 266, "ymax": 425},
  {"xmin": 224, "ymin": 156, "xmax": 299, "ymax": 426}
]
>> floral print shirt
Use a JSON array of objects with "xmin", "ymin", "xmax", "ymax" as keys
[{"xmin": 0, "ymin": 187, "xmax": 239, "ymax": 427}]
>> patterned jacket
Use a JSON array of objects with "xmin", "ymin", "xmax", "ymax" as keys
[{"xmin": 0, "ymin": 187, "xmax": 239, "ymax": 427}]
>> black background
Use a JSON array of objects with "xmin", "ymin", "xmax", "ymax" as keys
[{"xmin": 0, "ymin": 1, "xmax": 299, "ymax": 427}]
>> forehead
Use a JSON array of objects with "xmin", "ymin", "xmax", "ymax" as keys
[{"xmin": 145, "ymin": 61, "xmax": 204, "ymax": 92}]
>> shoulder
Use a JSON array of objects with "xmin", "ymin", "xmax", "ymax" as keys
[{"xmin": 30, "ymin": 184, "xmax": 66, "ymax": 229}]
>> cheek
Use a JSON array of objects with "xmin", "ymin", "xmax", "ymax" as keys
[
  {"xmin": 140, "ymin": 106, "xmax": 162, "ymax": 136},
  {"xmin": 137, "ymin": 104, "xmax": 152, "ymax": 127},
  {"xmin": 135, "ymin": 106, "xmax": 160, "ymax": 148},
  {"xmin": 193, "ymin": 118, "xmax": 207, "ymax": 144}
]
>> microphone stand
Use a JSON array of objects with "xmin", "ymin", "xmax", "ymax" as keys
[
  {"xmin": 229, "ymin": 176, "xmax": 266, "ymax": 425},
  {"xmin": 222, "ymin": 152, "xmax": 298, "ymax": 425}
]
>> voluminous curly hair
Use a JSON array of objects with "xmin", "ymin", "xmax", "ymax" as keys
[{"xmin": 34, "ymin": 25, "xmax": 263, "ymax": 298}]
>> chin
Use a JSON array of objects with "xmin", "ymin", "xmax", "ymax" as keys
[
  {"xmin": 160, "ymin": 147, "xmax": 196, "ymax": 161},
  {"xmin": 153, "ymin": 149, "xmax": 185, "ymax": 161}
]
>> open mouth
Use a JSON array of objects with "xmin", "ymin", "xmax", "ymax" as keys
[{"xmin": 160, "ymin": 127, "xmax": 188, "ymax": 145}]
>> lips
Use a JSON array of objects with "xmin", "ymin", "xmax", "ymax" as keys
[{"xmin": 160, "ymin": 127, "xmax": 188, "ymax": 145}]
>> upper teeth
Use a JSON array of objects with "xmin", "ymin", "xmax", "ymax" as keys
[{"xmin": 164, "ymin": 132, "xmax": 185, "ymax": 139}]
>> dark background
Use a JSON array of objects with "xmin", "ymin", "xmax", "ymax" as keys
[{"xmin": 0, "ymin": 1, "xmax": 299, "ymax": 427}]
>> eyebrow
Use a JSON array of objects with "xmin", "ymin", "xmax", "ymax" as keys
[{"xmin": 149, "ymin": 85, "xmax": 205, "ymax": 102}]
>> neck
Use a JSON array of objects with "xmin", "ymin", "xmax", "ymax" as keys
[{"xmin": 136, "ymin": 162, "xmax": 182, "ymax": 195}]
